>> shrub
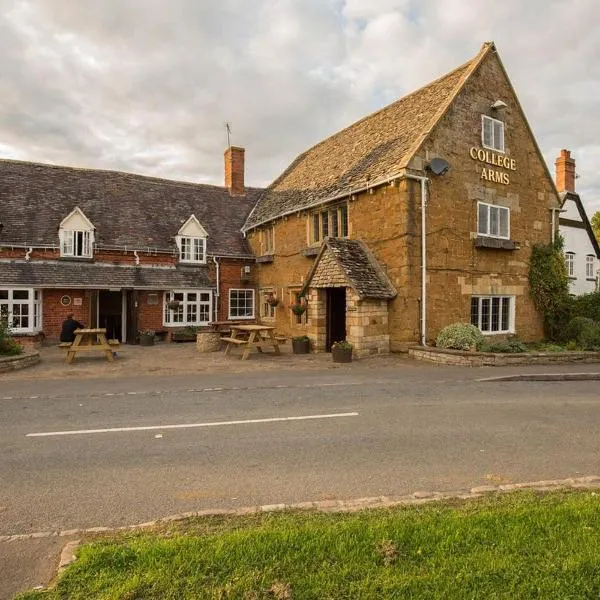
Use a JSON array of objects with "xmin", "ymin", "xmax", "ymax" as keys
[
  {"xmin": 435, "ymin": 323, "xmax": 484, "ymax": 351},
  {"xmin": 331, "ymin": 340, "xmax": 352, "ymax": 350},
  {"xmin": 578, "ymin": 322, "xmax": 600, "ymax": 351},
  {"xmin": 571, "ymin": 292, "xmax": 600, "ymax": 323},
  {"xmin": 562, "ymin": 317, "xmax": 597, "ymax": 344},
  {"xmin": 292, "ymin": 335, "xmax": 310, "ymax": 342},
  {"xmin": 0, "ymin": 319, "xmax": 23, "ymax": 356},
  {"xmin": 480, "ymin": 339, "xmax": 528, "ymax": 353}
]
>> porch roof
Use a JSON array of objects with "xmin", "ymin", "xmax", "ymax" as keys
[
  {"xmin": 0, "ymin": 260, "xmax": 213, "ymax": 289},
  {"xmin": 302, "ymin": 238, "xmax": 397, "ymax": 300}
]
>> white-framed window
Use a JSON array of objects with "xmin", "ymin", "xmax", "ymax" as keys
[
  {"xmin": 586, "ymin": 255, "xmax": 595, "ymax": 279},
  {"xmin": 311, "ymin": 204, "xmax": 349, "ymax": 244},
  {"xmin": 163, "ymin": 290, "xmax": 212, "ymax": 326},
  {"xmin": 565, "ymin": 252, "xmax": 575, "ymax": 277},
  {"xmin": 260, "ymin": 290, "xmax": 276, "ymax": 320},
  {"xmin": 262, "ymin": 227, "xmax": 274, "ymax": 255},
  {"xmin": 60, "ymin": 230, "xmax": 93, "ymax": 258},
  {"xmin": 229, "ymin": 289, "xmax": 255, "ymax": 319},
  {"xmin": 477, "ymin": 202, "xmax": 510, "ymax": 239},
  {"xmin": 482, "ymin": 115, "xmax": 505, "ymax": 152},
  {"xmin": 0, "ymin": 288, "xmax": 43, "ymax": 334},
  {"xmin": 179, "ymin": 237, "xmax": 206, "ymax": 264},
  {"xmin": 470, "ymin": 295, "xmax": 514, "ymax": 334}
]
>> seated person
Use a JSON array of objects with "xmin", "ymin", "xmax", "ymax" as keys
[{"xmin": 60, "ymin": 314, "xmax": 85, "ymax": 343}]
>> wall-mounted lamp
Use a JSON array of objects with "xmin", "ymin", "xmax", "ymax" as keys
[{"xmin": 491, "ymin": 99, "xmax": 508, "ymax": 111}]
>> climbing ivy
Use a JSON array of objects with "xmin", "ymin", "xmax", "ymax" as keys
[{"xmin": 528, "ymin": 237, "xmax": 571, "ymax": 340}]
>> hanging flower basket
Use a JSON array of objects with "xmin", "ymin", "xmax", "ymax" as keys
[
  {"xmin": 266, "ymin": 295, "xmax": 279, "ymax": 307},
  {"xmin": 291, "ymin": 302, "xmax": 307, "ymax": 316},
  {"xmin": 167, "ymin": 300, "xmax": 181, "ymax": 310}
]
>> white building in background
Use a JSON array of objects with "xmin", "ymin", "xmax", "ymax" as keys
[{"xmin": 555, "ymin": 149, "xmax": 600, "ymax": 296}]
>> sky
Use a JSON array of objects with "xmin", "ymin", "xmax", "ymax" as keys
[{"xmin": 1, "ymin": 0, "xmax": 599, "ymax": 215}]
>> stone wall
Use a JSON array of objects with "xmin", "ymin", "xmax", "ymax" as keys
[
  {"xmin": 409, "ymin": 346, "xmax": 600, "ymax": 366},
  {"xmin": 0, "ymin": 351, "xmax": 40, "ymax": 373}
]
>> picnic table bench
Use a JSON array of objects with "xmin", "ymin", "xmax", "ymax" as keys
[
  {"xmin": 221, "ymin": 325, "xmax": 281, "ymax": 360},
  {"xmin": 59, "ymin": 328, "xmax": 119, "ymax": 364}
]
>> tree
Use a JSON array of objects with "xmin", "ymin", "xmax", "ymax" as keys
[{"xmin": 592, "ymin": 211, "xmax": 600, "ymax": 243}]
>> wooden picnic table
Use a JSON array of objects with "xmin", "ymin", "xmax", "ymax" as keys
[
  {"xmin": 60, "ymin": 328, "xmax": 118, "ymax": 364},
  {"xmin": 221, "ymin": 324, "xmax": 281, "ymax": 360}
]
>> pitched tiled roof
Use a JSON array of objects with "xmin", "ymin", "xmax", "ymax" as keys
[
  {"xmin": 0, "ymin": 260, "xmax": 212, "ymax": 289},
  {"xmin": 303, "ymin": 238, "xmax": 397, "ymax": 299},
  {"xmin": 0, "ymin": 160, "xmax": 262, "ymax": 256},
  {"xmin": 244, "ymin": 43, "xmax": 492, "ymax": 231}
]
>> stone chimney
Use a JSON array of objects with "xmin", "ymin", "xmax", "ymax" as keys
[
  {"xmin": 555, "ymin": 149, "xmax": 576, "ymax": 193},
  {"xmin": 224, "ymin": 146, "xmax": 245, "ymax": 196}
]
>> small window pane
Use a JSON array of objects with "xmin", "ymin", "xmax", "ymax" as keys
[
  {"xmin": 470, "ymin": 297, "xmax": 479, "ymax": 327},
  {"xmin": 482, "ymin": 117, "xmax": 493, "ymax": 148},
  {"xmin": 0, "ymin": 290, "xmax": 8, "ymax": 300},
  {"xmin": 321, "ymin": 212, "xmax": 329, "ymax": 238},
  {"xmin": 13, "ymin": 290, "xmax": 29, "ymax": 300},
  {"xmin": 313, "ymin": 214, "xmax": 320, "ymax": 242},
  {"xmin": 499, "ymin": 208, "xmax": 509, "ymax": 238},
  {"xmin": 331, "ymin": 210, "xmax": 339, "ymax": 238},
  {"xmin": 481, "ymin": 298, "xmax": 491, "ymax": 331},
  {"xmin": 340, "ymin": 205, "xmax": 348, "ymax": 237},
  {"xmin": 501, "ymin": 298, "xmax": 510, "ymax": 331},
  {"xmin": 493, "ymin": 120, "xmax": 504, "ymax": 151},
  {"xmin": 478, "ymin": 204, "xmax": 487, "ymax": 235},
  {"xmin": 490, "ymin": 207, "xmax": 499, "ymax": 236}
]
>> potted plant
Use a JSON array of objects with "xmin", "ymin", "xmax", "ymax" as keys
[
  {"xmin": 331, "ymin": 340, "xmax": 352, "ymax": 362},
  {"xmin": 167, "ymin": 299, "xmax": 181, "ymax": 310},
  {"xmin": 292, "ymin": 335, "xmax": 310, "ymax": 354},
  {"xmin": 138, "ymin": 329, "xmax": 155, "ymax": 346}
]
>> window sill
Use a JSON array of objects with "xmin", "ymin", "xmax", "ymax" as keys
[
  {"xmin": 474, "ymin": 236, "xmax": 517, "ymax": 250},
  {"xmin": 586, "ymin": 278, "xmax": 597, "ymax": 282},
  {"xmin": 178, "ymin": 260, "xmax": 207, "ymax": 266},
  {"xmin": 59, "ymin": 256, "xmax": 95, "ymax": 262},
  {"xmin": 301, "ymin": 246, "xmax": 319, "ymax": 257}
]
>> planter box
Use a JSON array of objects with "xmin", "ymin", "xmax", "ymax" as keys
[
  {"xmin": 292, "ymin": 338, "xmax": 310, "ymax": 354},
  {"xmin": 171, "ymin": 332, "xmax": 197, "ymax": 343},
  {"xmin": 139, "ymin": 334, "xmax": 154, "ymax": 347},
  {"xmin": 332, "ymin": 346, "xmax": 352, "ymax": 363}
]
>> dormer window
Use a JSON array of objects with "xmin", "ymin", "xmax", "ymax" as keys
[
  {"xmin": 482, "ymin": 115, "xmax": 504, "ymax": 152},
  {"xmin": 59, "ymin": 207, "xmax": 95, "ymax": 258},
  {"xmin": 175, "ymin": 215, "xmax": 208, "ymax": 264},
  {"xmin": 180, "ymin": 236, "xmax": 206, "ymax": 263}
]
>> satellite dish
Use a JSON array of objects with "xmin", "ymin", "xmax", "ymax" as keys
[{"xmin": 427, "ymin": 158, "xmax": 451, "ymax": 176}]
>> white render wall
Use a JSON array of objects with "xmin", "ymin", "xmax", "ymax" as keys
[{"xmin": 560, "ymin": 198, "xmax": 598, "ymax": 296}]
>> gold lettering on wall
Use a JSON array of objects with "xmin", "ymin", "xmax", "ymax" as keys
[{"xmin": 469, "ymin": 146, "xmax": 516, "ymax": 186}]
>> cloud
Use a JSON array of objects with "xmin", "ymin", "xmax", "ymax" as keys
[{"xmin": 1, "ymin": 0, "xmax": 599, "ymax": 214}]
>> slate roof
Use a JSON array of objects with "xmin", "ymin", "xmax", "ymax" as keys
[
  {"xmin": 302, "ymin": 238, "xmax": 397, "ymax": 299},
  {"xmin": 244, "ymin": 43, "xmax": 492, "ymax": 231},
  {"xmin": 0, "ymin": 160, "xmax": 262, "ymax": 256},
  {"xmin": 559, "ymin": 191, "xmax": 600, "ymax": 258},
  {"xmin": 0, "ymin": 260, "xmax": 212, "ymax": 289}
]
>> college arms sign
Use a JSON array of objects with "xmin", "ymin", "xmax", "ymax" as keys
[{"xmin": 469, "ymin": 147, "xmax": 516, "ymax": 185}]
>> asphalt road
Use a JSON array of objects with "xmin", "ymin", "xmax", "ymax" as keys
[{"xmin": 1, "ymin": 366, "xmax": 599, "ymax": 536}]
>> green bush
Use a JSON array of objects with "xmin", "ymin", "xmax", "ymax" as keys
[
  {"xmin": 571, "ymin": 292, "xmax": 600, "ymax": 322},
  {"xmin": 562, "ymin": 316, "xmax": 597, "ymax": 344},
  {"xmin": 436, "ymin": 323, "xmax": 484, "ymax": 351},
  {"xmin": 578, "ymin": 322, "xmax": 600, "ymax": 351},
  {"xmin": 0, "ymin": 319, "xmax": 23, "ymax": 356},
  {"xmin": 480, "ymin": 339, "xmax": 528, "ymax": 353}
]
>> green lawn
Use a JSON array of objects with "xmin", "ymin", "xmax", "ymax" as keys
[{"xmin": 18, "ymin": 490, "xmax": 600, "ymax": 599}]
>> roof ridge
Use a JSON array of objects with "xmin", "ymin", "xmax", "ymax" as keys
[{"xmin": 0, "ymin": 157, "xmax": 264, "ymax": 194}]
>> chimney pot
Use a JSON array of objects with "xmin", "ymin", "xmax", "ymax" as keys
[
  {"xmin": 555, "ymin": 148, "xmax": 576, "ymax": 193},
  {"xmin": 224, "ymin": 146, "xmax": 245, "ymax": 196}
]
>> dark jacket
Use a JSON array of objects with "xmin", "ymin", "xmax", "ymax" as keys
[{"xmin": 60, "ymin": 318, "xmax": 85, "ymax": 342}]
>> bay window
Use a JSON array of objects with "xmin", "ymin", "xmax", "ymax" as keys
[
  {"xmin": 164, "ymin": 290, "xmax": 212, "ymax": 326},
  {"xmin": 0, "ymin": 289, "xmax": 43, "ymax": 333}
]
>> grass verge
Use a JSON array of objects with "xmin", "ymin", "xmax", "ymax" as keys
[{"xmin": 17, "ymin": 489, "xmax": 600, "ymax": 599}]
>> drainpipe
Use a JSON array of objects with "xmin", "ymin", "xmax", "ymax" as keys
[
  {"xmin": 405, "ymin": 174, "xmax": 429, "ymax": 346},
  {"xmin": 24, "ymin": 247, "xmax": 33, "ymax": 261},
  {"xmin": 213, "ymin": 256, "xmax": 220, "ymax": 322},
  {"xmin": 133, "ymin": 250, "xmax": 140, "ymax": 265}
]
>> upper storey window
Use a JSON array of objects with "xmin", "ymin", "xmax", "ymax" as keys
[
  {"xmin": 176, "ymin": 215, "xmax": 208, "ymax": 264},
  {"xmin": 478, "ymin": 202, "xmax": 509, "ymax": 239},
  {"xmin": 482, "ymin": 115, "xmax": 505, "ymax": 153},
  {"xmin": 59, "ymin": 207, "xmax": 95, "ymax": 258},
  {"xmin": 311, "ymin": 204, "xmax": 348, "ymax": 244}
]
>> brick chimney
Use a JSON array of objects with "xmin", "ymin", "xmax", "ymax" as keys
[
  {"xmin": 555, "ymin": 149, "xmax": 576, "ymax": 193},
  {"xmin": 224, "ymin": 146, "xmax": 245, "ymax": 196}
]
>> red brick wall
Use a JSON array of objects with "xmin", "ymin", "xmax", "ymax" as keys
[{"xmin": 42, "ymin": 289, "xmax": 91, "ymax": 340}]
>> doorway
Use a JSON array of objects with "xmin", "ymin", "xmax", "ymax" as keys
[
  {"xmin": 99, "ymin": 290, "xmax": 123, "ymax": 341},
  {"xmin": 326, "ymin": 287, "xmax": 346, "ymax": 351}
]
